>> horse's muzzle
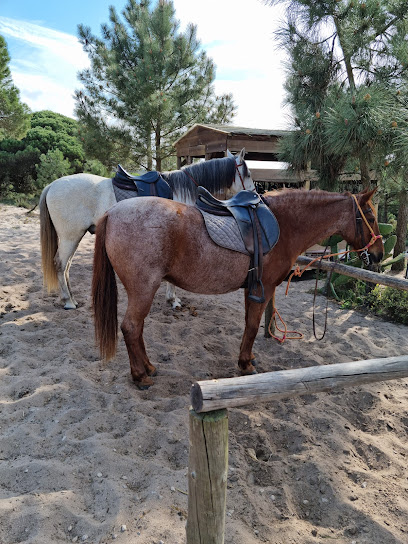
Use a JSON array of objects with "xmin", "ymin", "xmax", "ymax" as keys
[{"xmin": 366, "ymin": 249, "xmax": 383, "ymax": 265}]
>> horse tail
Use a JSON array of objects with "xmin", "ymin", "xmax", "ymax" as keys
[
  {"xmin": 39, "ymin": 185, "xmax": 59, "ymax": 292},
  {"xmin": 92, "ymin": 213, "xmax": 118, "ymax": 361}
]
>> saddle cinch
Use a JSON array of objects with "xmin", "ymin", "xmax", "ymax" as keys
[
  {"xmin": 112, "ymin": 164, "xmax": 173, "ymax": 199},
  {"xmin": 196, "ymin": 186, "xmax": 280, "ymax": 303}
]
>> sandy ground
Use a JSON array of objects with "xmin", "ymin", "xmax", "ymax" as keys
[{"xmin": 0, "ymin": 203, "xmax": 408, "ymax": 544}]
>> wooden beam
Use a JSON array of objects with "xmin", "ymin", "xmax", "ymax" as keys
[
  {"xmin": 206, "ymin": 142, "xmax": 227, "ymax": 154},
  {"xmin": 191, "ymin": 356, "xmax": 408, "ymax": 412},
  {"xmin": 250, "ymin": 168, "xmax": 312, "ymax": 184},
  {"xmin": 295, "ymin": 256, "xmax": 408, "ymax": 291},
  {"xmin": 227, "ymin": 137, "xmax": 280, "ymax": 154}
]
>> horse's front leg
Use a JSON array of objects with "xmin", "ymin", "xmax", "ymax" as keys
[
  {"xmin": 165, "ymin": 282, "xmax": 182, "ymax": 309},
  {"xmin": 239, "ymin": 287, "xmax": 275, "ymax": 375}
]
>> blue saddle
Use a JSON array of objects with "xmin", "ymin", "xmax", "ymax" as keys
[
  {"xmin": 196, "ymin": 187, "xmax": 280, "ymax": 303},
  {"xmin": 112, "ymin": 164, "xmax": 173, "ymax": 199}
]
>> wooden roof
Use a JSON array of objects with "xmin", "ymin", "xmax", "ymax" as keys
[
  {"xmin": 173, "ymin": 124, "xmax": 290, "ymax": 144},
  {"xmin": 174, "ymin": 124, "xmax": 291, "ymax": 162}
]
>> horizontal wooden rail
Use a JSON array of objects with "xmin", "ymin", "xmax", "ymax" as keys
[
  {"xmin": 295, "ymin": 255, "xmax": 408, "ymax": 292},
  {"xmin": 191, "ymin": 355, "xmax": 408, "ymax": 413}
]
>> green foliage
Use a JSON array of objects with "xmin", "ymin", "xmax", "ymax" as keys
[
  {"xmin": 26, "ymin": 111, "xmax": 85, "ymax": 170},
  {"xmin": 365, "ymin": 286, "xmax": 408, "ymax": 325},
  {"xmin": 269, "ymin": 0, "xmax": 408, "ymax": 188},
  {"xmin": 0, "ymin": 110, "xmax": 88, "ymax": 199},
  {"xmin": 75, "ymin": 0, "xmax": 236, "ymax": 170},
  {"xmin": 82, "ymin": 159, "xmax": 110, "ymax": 177},
  {"xmin": 0, "ymin": 146, "xmax": 40, "ymax": 197},
  {"xmin": 0, "ymin": 35, "xmax": 31, "ymax": 141},
  {"xmin": 35, "ymin": 149, "xmax": 73, "ymax": 191},
  {"xmin": 328, "ymin": 278, "xmax": 408, "ymax": 325},
  {"xmin": 378, "ymin": 222, "xmax": 394, "ymax": 236}
]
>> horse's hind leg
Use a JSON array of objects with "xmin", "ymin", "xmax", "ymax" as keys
[
  {"xmin": 165, "ymin": 282, "xmax": 181, "ymax": 309},
  {"xmin": 121, "ymin": 294, "xmax": 158, "ymax": 389},
  {"xmin": 55, "ymin": 237, "xmax": 83, "ymax": 309}
]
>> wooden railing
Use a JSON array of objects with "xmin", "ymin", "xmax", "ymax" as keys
[{"xmin": 186, "ymin": 355, "xmax": 408, "ymax": 543}]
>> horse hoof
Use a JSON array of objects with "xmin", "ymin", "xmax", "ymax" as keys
[
  {"xmin": 137, "ymin": 383, "xmax": 152, "ymax": 391},
  {"xmin": 134, "ymin": 375, "xmax": 154, "ymax": 389},
  {"xmin": 239, "ymin": 363, "xmax": 257, "ymax": 376},
  {"xmin": 64, "ymin": 302, "xmax": 77, "ymax": 310}
]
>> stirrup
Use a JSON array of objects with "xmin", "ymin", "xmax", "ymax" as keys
[{"xmin": 248, "ymin": 280, "xmax": 265, "ymax": 303}]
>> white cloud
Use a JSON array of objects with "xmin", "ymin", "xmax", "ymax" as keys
[
  {"xmin": 172, "ymin": 0, "xmax": 290, "ymax": 129},
  {"xmin": 0, "ymin": 1, "xmax": 291, "ymax": 129},
  {"xmin": 0, "ymin": 16, "xmax": 89, "ymax": 117}
]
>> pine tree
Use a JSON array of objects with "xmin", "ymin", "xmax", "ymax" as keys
[
  {"xmin": 75, "ymin": 0, "xmax": 236, "ymax": 171},
  {"xmin": 267, "ymin": 0, "xmax": 408, "ymax": 270},
  {"xmin": 267, "ymin": 0, "xmax": 408, "ymax": 187},
  {"xmin": 0, "ymin": 35, "xmax": 30, "ymax": 140}
]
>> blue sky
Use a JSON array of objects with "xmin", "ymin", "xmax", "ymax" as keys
[{"xmin": 0, "ymin": 0, "xmax": 290, "ymax": 130}]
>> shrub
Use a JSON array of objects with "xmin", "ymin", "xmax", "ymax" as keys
[{"xmin": 365, "ymin": 285, "xmax": 408, "ymax": 325}]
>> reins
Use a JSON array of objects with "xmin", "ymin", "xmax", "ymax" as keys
[{"xmin": 269, "ymin": 194, "xmax": 382, "ymax": 343}]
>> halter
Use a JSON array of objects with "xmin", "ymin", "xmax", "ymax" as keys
[
  {"xmin": 234, "ymin": 161, "xmax": 248, "ymax": 190},
  {"xmin": 183, "ymin": 159, "xmax": 248, "ymax": 190},
  {"xmin": 285, "ymin": 193, "xmax": 382, "ymax": 295},
  {"xmin": 351, "ymin": 194, "xmax": 382, "ymax": 266}
]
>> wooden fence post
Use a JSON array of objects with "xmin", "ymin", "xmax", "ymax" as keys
[{"xmin": 186, "ymin": 409, "xmax": 229, "ymax": 544}]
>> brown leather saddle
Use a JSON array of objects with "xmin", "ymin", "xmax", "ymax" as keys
[{"xmin": 196, "ymin": 187, "xmax": 279, "ymax": 303}]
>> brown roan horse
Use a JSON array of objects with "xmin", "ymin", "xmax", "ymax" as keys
[{"xmin": 92, "ymin": 188, "xmax": 384, "ymax": 389}]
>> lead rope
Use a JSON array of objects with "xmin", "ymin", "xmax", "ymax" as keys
[{"xmin": 269, "ymin": 195, "xmax": 382, "ymax": 344}]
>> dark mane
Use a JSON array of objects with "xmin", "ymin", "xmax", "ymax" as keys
[{"xmin": 163, "ymin": 156, "xmax": 247, "ymax": 202}]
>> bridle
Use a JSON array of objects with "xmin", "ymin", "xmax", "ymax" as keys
[
  {"xmin": 183, "ymin": 159, "xmax": 249, "ymax": 190},
  {"xmin": 351, "ymin": 194, "xmax": 382, "ymax": 266},
  {"xmin": 234, "ymin": 161, "xmax": 248, "ymax": 190}
]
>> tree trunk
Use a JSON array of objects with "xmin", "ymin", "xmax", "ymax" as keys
[
  {"xmin": 146, "ymin": 128, "xmax": 153, "ymax": 171},
  {"xmin": 155, "ymin": 123, "xmax": 161, "ymax": 172},
  {"xmin": 391, "ymin": 188, "xmax": 408, "ymax": 272},
  {"xmin": 359, "ymin": 157, "xmax": 371, "ymax": 189}
]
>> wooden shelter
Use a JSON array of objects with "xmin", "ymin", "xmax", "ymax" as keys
[{"xmin": 173, "ymin": 124, "xmax": 312, "ymax": 189}]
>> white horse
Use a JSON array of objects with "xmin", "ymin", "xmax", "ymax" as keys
[{"xmin": 39, "ymin": 149, "xmax": 254, "ymax": 309}]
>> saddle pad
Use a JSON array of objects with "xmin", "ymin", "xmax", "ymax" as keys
[
  {"xmin": 199, "ymin": 210, "xmax": 249, "ymax": 255},
  {"xmin": 113, "ymin": 183, "xmax": 138, "ymax": 203}
]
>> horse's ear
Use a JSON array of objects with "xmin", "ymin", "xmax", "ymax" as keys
[
  {"xmin": 238, "ymin": 148, "xmax": 246, "ymax": 161},
  {"xmin": 360, "ymin": 186, "xmax": 378, "ymax": 204},
  {"xmin": 227, "ymin": 149, "xmax": 234, "ymax": 159}
]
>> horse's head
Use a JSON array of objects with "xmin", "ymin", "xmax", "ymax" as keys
[
  {"xmin": 347, "ymin": 188, "xmax": 384, "ymax": 266},
  {"xmin": 227, "ymin": 148, "xmax": 255, "ymax": 196}
]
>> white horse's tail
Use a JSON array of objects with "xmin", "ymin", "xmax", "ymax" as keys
[{"xmin": 39, "ymin": 185, "xmax": 59, "ymax": 292}]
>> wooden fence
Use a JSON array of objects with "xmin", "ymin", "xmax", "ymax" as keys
[
  {"xmin": 186, "ymin": 355, "xmax": 408, "ymax": 543},
  {"xmin": 264, "ymin": 255, "xmax": 408, "ymax": 337}
]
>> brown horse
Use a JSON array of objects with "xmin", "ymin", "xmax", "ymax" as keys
[{"xmin": 92, "ymin": 188, "xmax": 383, "ymax": 389}]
